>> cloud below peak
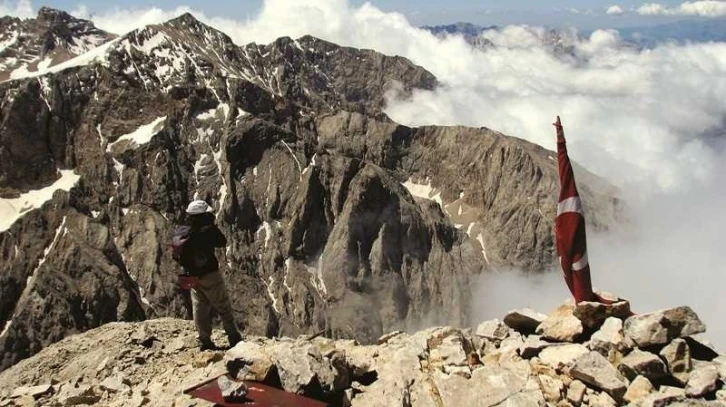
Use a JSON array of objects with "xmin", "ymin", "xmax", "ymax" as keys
[{"xmin": 637, "ymin": 1, "xmax": 726, "ymax": 17}]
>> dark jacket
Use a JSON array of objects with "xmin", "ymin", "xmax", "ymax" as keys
[{"xmin": 172, "ymin": 214, "xmax": 227, "ymax": 276}]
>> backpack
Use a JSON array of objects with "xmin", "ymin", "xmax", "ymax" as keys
[{"xmin": 171, "ymin": 226, "xmax": 212, "ymax": 274}]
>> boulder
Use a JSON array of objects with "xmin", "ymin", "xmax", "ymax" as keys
[
  {"xmin": 520, "ymin": 335, "xmax": 559, "ymax": 359},
  {"xmin": 589, "ymin": 317, "xmax": 626, "ymax": 357},
  {"xmin": 217, "ymin": 375, "xmax": 248, "ymax": 402},
  {"xmin": 588, "ymin": 391, "xmax": 617, "ymax": 407},
  {"xmin": 432, "ymin": 361, "xmax": 543, "ymax": 407},
  {"xmin": 539, "ymin": 344, "xmax": 589, "ymax": 370},
  {"xmin": 428, "ymin": 332, "xmax": 470, "ymax": 368},
  {"xmin": 641, "ymin": 386, "xmax": 685, "ymax": 407},
  {"xmin": 475, "ymin": 319, "xmax": 509, "ymax": 341},
  {"xmin": 225, "ymin": 341, "xmax": 275, "ymax": 381},
  {"xmin": 570, "ymin": 352, "xmax": 628, "ymax": 401},
  {"xmin": 537, "ymin": 304, "xmax": 584, "ymax": 343},
  {"xmin": 660, "ymin": 338, "xmax": 692, "ymax": 385},
  {"xmin": 623, "ymin": 375, "xmax": 654, "ymax": 405},
  {"xmin": 539, "ymin": 374, "xmax": 565, "ymax": 403},
  {"xmin": 618, "ymin": 349, "xmax": 667, "ymax": 381},
  {"xmin": 574, "ymin": 300, "xmax": 631, "ymax": 330},
  {"xmin": 623, "ymin": 314, "xmax": 669, "ymax": 348},
  {"xmin": 624, "ymin": 307, "xmax": 706, "ymax": 348},
  {"xmin": 685, "ymin": 363, "xmax": 719, "ymax": 398},
  {"xmin": 504, "ymin": 308, "xmax": 547, "ymax": 334},
  {"xmin": 567, "ymin": 380, "xmax": 587, "ymax": 407}
]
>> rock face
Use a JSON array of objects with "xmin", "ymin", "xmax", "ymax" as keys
[
  {"xmin": 0, "ymin": 9, "xmax": 621, "ymax": 372},
  {"xmin": 0, "ymin": 303, "xmax": 722, "ymax": 407}
]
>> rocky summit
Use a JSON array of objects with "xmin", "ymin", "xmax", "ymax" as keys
[
  {"xmin": 0, "ymin": 301, "xmax": 724, "ymax": 407},
  {"xmin": 0, "ymin": 8, "xmax": 621, "ymax": 372}
]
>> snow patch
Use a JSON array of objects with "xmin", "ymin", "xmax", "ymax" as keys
[
  {"xmin": 476, "ymin": 232, "xmax": 490, "ymax": 264},
  {"xmin": 280, "ymin": 140, "xmax": 303, "ymax": 179},
  {"xmin": 106, "ymin": 116, "xmax": 167, "ymax": 152},
  {"xmin": 307, "ymin": 256, "xmax": 328, "ymax": 296},
  {"xmin": 0, "ymin": 171, "xmax": 80, "ymax": 232},
  {"xmin": 0, "ymin": 319, "xmax": 12, "ymax": 338},
  {"xmin": 91, "ymin": 211, "xmax": 100, "ymax": 218},
  {"xmin": 265, "ymin": 276, "xmax": 280, "ymax": 313},
  {"xmin": 402, "ymin": 179, "xmax": 443, "ymax": 207},
  {"xmin": 112, "ymin": 158, "xmax": 125, "ymax": 186}
]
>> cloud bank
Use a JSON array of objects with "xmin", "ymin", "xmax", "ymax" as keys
[
  {"xmin": 2, "ymin": 0, "xmax": 726, "ymax": 347},
  {"xmin": 638, "ymin": 1, "xmax": 726, "ymax": 17}
]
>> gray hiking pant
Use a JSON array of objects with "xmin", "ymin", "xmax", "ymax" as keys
[{"xmin": 191, "ymin": 271, "xmax": 240, "ymax": 342}]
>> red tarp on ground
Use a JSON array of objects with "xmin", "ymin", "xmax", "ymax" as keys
[{"xmin": 184, "ymin": 374, "xmax": 329, "ymax": 407}]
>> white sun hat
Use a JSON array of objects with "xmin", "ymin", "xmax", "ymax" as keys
[{"xmin": 185, "ymin": 200, "xmax": 214, "ymax": 215}]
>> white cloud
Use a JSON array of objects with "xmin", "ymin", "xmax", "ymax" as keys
[
  {"xmin": 606, "ymin": 5, "xmax": 626, "ymax": 15},
  {"xmin": 0, "ymin": 0, "xmax": 33, "ymax": 18},
  {"xmin": 638, "ymin": 1, "xmax": 726, "ymax": 17},
  {"xmin": 3, "ymin": 0, "xmax": 726, "ymax": 348}
]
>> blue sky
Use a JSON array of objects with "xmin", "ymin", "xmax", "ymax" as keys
[{"xmin": 30, "ymin": 0, "xmax": 718, "ymax": 29}]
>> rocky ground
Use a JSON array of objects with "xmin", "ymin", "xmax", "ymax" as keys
[{"xmin": 0, "ymin": 297, "xmax": 724, "ymax": 407}]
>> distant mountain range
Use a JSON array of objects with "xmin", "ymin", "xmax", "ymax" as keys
[{"xmin": 422, "ymin": 20, "xmax": 726, "ymax": 48}]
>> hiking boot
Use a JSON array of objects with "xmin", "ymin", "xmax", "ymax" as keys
[{"xmin": 199, "ymin": 339, "xmax": 217, "ymax": 351}]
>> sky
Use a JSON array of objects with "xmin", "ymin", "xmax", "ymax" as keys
[
  {"xmin": 2, "ymin": 0, "xmax": 726, "ymax": 346},
  {"xmin": 4, "ymin": 0, "xmax": 726, "ymax": 28}
]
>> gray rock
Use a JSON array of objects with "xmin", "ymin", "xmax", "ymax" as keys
[
  {"xmin": 539, "ymin": 344, "xmax": 589, "ymax": 370},
  {"xmin": 660, "ymin": 338, "xmax": 692, "ymax": 385},
  {"xmin": 589, "ymin": 317, "xmax": 626, "ymax": 356},
  {"xmin": 100, "ymin": 374, "xmax": 131, "ymax": 393},
  {"xmin": 57, "ymin": 384, "xmax": 100, "ymax": 406},
  {"xmin": 618, "ymin": 349, "xmax": 668, "ymax": 381},
  {"xmin": 623, "ymin": 375, "xmax": 654, "ymax": 405},
  {"xmin": 567, "ymin": 380, "xmax": 587, "ymax": 407},
  {"xmin": 504, "ymin": 309, "xmax": 548, "ymax": 334},
  {"xmin": 624, "ymin": 307, "xmax": 706, "ymax": 349},
  {"xmin": 570, "ymin": 351, "xmax": 628, "ymax": 401},
  {"xmin": 538, "ymin": 374, "xmax": 564, "ymax": 403},
  {"xmin": 641, "ymin": 386, "xmax": 686, "ymax": 407},
  {"xmin": 225, "ymin": 341, "xmax": 275, "ymax": 381},
  {"xmin": 714, "ymin": 355, "xmax": 726, "ymax": 380},
  {"xmin": 623, "ymin": 314, "xmax": 669, "ymax": 348},
  {"xmin": 10, "ymin": 383, "xmax": 53, "ymax": 398},
  {"xmin": 537, "ymin": 304, "xmax": 584, "ymax": 343},
  {"xmin": 519, "ymin": 335, "xmax": 559, "ymax": 359},
  {"xmin": 475, "ymin": 319, "xmax": 509, "ymax": 341},
  {"xmin": 217, "ymin": 375, "xmax": 248, "ymax": 402},
  {"xmin": 685, "ymin": 363, "xmax": 719, "ymax": 398},
  {"xmin": 574, "ymin": 300, "xmax": 631, "ymax": 330},
  {"xmin": 588, "ymin": 391, "xmax": 617, "ymax": 407}
]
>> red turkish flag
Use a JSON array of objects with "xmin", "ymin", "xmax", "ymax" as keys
[{"xmin": 553, "ymin": 116, "xmax": 598, "ymax": 304}]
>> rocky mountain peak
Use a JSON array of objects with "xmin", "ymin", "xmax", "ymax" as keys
[
  {"xmin": 36, "ymin": 7, "xmax": 74, "ymax": 23},
  {"xmin": 0, "ymin": 7, "xmax": 115, "ymax": 81}
]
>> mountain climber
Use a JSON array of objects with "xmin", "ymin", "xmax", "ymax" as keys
[{"xmin": 172, "ymin": 200, "xmax": 243, "ymax": 350}]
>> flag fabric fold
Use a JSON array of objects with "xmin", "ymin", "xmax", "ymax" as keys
[{"xmin": 553, "ymin": 116, "xmax": 596, "ymax": 304}]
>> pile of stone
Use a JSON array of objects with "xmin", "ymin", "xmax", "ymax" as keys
[
  {"xmin": 224, "ymin": 299, "xmax": 726, "ymax": 407},
  {"xmin": 1, "ymin": 302, "xmax": 724, "ymax": 407}
]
